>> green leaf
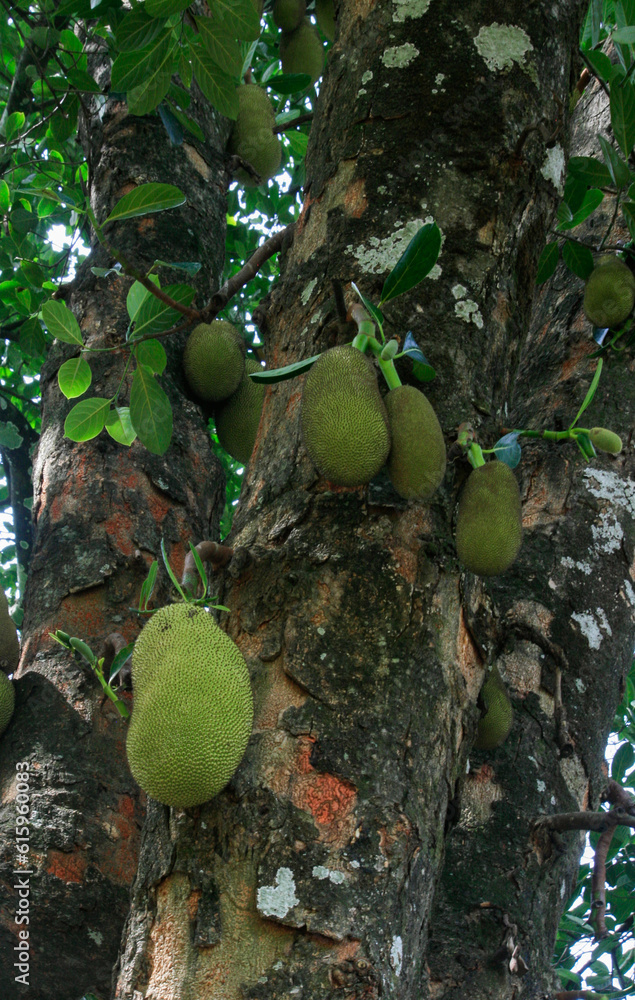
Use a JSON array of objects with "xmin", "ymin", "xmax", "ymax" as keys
[
  {"xmin": 562, "ymin": 240, "xmax": 595, "ymax": 280},
  {"xmin": 613, "ymin": 25, "xmax": 635, "ymax": 44},
  {"xmin": 567, "ymin": 156, "xmax": 613, "ymax": 188},
  {"xmin": 5, "ymin": 111, "xmax": 25, "ymax": 142},
  {"xmin": 103, "ymin": 183, "xmax": 186, "ymax": 224},
  {"xmin": 190, "ymin": 39, "xmax": 239, "ymax": 119},
  {"xmin": 610, "ymin": 81, "xmax": 635, "ymax": 158},
  {"xmin": 286, "ymin": 130, "xmax": 309, "ymax": 157},
  {"xmin": 621, "ymin": 200, "xmax": 635, "ymax": 240},
  {"xmin": 160, "ymin": 537, "xmax": 187, "ymax": 600},
  {"xmin": 66, "ymin": 68, "xmax": 101, "ymax": 92},
  {"xmin": 351, "ymin": 282, "xmax": 385, "ymax": 332},
  {"xmin": 42, "ymin": 300, "xmax": 83, "ymax": 345},
  {"xmin": 127, "ymin": 69, "xmax": 173, "ymax": 116},
  {"xmin": 138, "ymin": 558, "xmax": 158, "ymax": 610},
  {"xmin": 127, "ymin": 275, "xmax": 160, "ymax": 322},
  {"xmin": 130, "ymin": 283, "xmax": 196, "ymax": 338},
  {"xmin": 584, "ymin": 49, "xmax": 614, "ymax": 83},
  {"xmin": 194, "ymin": 16, "xmax": 243, "ymax": 78},
  {"xmin": 18, "ymin": 317, "xmax": 46, "ymax": 357},
  {"xmin": 569, "ymin": 358, "xmax": 603, "ymax": 429},
  {"xmin": 598, "ymin": 134, "xmax": 631, "ymax": 187},
  {"xmin": 64, "ymin": 398, "xmax": 111, "ymax": 442},
  {"xmin": 556, "ymin": 189, "xmax": 604, "ymax": 230},
  {"xmin": 536, "ymin": 241, "xmax": 559, "ymax": 284},
  {"xmin": 135, "ymin": 338, "xmax": 167, "ymax": 374},
  {"xmin": 20, "ymin": 260, "xmax": 45, "ymax": 287},
  {"xmin": 116, "ymin": 9, "xmax": 168, "ymax": 51},
  {"xmin": 108, "ymin": 641, "xmax": 135, "ymax": 683},
  {"xmin": 186, "ymin": 539, "xmax": 208, "ymax": 600},
  {"xmin": 379, "ymin": 223, "xmax": 442, "ymax": 304},
  {"xmin": 611, "ymin": 740, "xmax": 635, "ymax": 782},
  {"xmin": 130, "ymin": 364, "xmax": 173, "ymax": 454},
  {"xmin": 0, "ymin": 422, "xmax": 24, "ymax": 449},
  {"xmin": 110, "ymin": 31, "xmax": 173, "ymax": 93},
  {"xmin": 207, "ymin": 0, "xmax": 261, "ymax": 40},
  {"xmin": 58, "ymin": 356, "xmax": 92, "ymax": 398},
  {"xmin": 146, "ymin": 0, "xmax": 192, "ymax": 15},
  {"xmin": 265, "ymin": 73, "xmax": 311, "ymax": 95},
  {"xmin": 248, "ymin": 354, "xmax": 321, "ymax": 383},
  {"xmin": 105, "ymin": 406, "xmax": 137, "ymax": 446},
  {"xmin": 0, "ymin": 180, "xmax": 10, "ymax": 213},
  {"xmin": 412, "ymin": 360, "xmax": 436, "ymax": 382}
]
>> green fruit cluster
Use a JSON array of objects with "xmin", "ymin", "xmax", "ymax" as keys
[
  {"xmin": 301, "ymin": 345, "xmax": 391, "ymax": 487},
  {"xmin": 384, "ymin": 385, "xmax": 446, "ymax": 500},
  {"xmin": 126, "ymin": 603, "xmax": 253, "ymax": 808},
  {"xmin": 455, "ymin": 461, "xmax": 523, "ymax": 577},
  {"xmin": 475, "ymin": 666, "xmax": 513, "ymax": 750},
  {"xmin": 183, "ymin": 321, "xmax": 245, "ymax": 404},
  {"xmin": 228, "ymin": 84, "xmax": 281, "ymax": 187},
  {"xmin": 583, "ymin": 256, "xmax": 635, "ymax": 328},
  {"xmin": 215, "ymin": 357, "xmax": 266, "ymax": 465},
  {"xmin": 0, "ymin": 589, "xmax": 19, "ymax": 674}
]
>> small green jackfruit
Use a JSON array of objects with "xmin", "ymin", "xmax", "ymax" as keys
[
  {"xmin": 589, "ymin": 427, "xmax": 623, "ymax": 455},
  {"xmin": 183, "ymin": 321, "xmax": 245, "ymax": 404},
  {"xmin": 0, "ymin": 590, "xmax": 19, "ymax": 674},
  {"xmin": 273, "ymin": 0, "xmax": 306, "ymax": 31},
  {"xmin": 301, "ymin": 345, "xmax": 391, "ymax": 487},
  {"xmin": 228, "ymin": 85, "xmax": 282, "ymax": 186},
  {"xmin": 0, "ymin": 671, "xmax": 15, "ymax": 736},
  {"xmin": 384, "ymin": 385, "xmax": 446, "ymax": 500},
  {"xmin": 215, "ymin": 358, "xmax": 266, "ymax": 465},
  {"xmin": 127, "ymin": 603, "xmax": 253, "ymax": 808},
  {"xmin": 455, "ymin": 461, "xmax": 523, "ymax": 576},
  {"xmin": 280, "ymin": 18, "xmax": 325, "ymax": 85},
  {"xmin": 475, "ymin": 666, "xmax": 513, "ymax": 750},
  {"xmin": 315, "ymin": 0, "xmax": 335, "ymax": 41},
  {"xmin": 583, "ymin": 256, "xmax": 635, "ymax": 328}
]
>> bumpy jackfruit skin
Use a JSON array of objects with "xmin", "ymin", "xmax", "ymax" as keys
[
  {"xmin": 474, "ymin": 666, "xmax": 513, "ymax": 750},
  {"xmin": 215, "ymin": 358, "xmax": 266, "ymax": 465},
  {"xmin": 384, "ymin": 385, "xmax": 446, "ymax": 500},
  {"xmin": 183, "ymin": 321, "xmax": 245, "ymax": 403},
  {"xmin": 455, "ymin": 461, "xmax": 523, "ymax": 576},
  {"xmin": 301, "ymin": 345, "xmax": 391, "ymax": 487},
  {"xmin": 583, "ymin": 257, "xmax": 635, "ymax": 328},
  {"xmin": 315, "ymin": 0, "xmax": 335, "ymax": 40},
  {"xmin": 273, "ymin": 0, "xmax": 305, "ymax": 31},
  {"xmin": 127, "ymin": 603, "xmax": 253, "ymax": 808},
  {"xmin": 280, "ymin": 18, "xmax": 325, "ymax": 85},
  {"xmin": 0, "ymin": 670, "xmax": 15, "ymax": 736},
  {"xmin": 589, "ymin": 427, "xmax": 623, "ymax": 455},
  {"xmin": 0, "ymin": 589, "xmax": 19, "ymax": 674},
  {"xmin": 228, "ymin": 85, "xmax": 282, "ymax": 186}
]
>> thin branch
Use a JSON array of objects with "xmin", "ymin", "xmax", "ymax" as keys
[
  {"xmin": 204, "ymin": 224, "xmax": 294, "ymax": 319},
  {"xmin": 273, "ymin": 112, "xmax": 313, "ymax": 134},
  {"xmin": 590, "ymin": 826, "xmax": 614, "ymax": 939},
  {"xmin": 534, "ymin": 809, "xmax": 635, "ymax": 833}
]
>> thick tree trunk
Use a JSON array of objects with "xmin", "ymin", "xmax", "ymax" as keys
[
  {"xmin": 110, "ymin": 4, "xmax": 635, "ymax": 1000},
  {"xmin": 0, "ymin": 76, "xmax": 228, "ymax": 998}
]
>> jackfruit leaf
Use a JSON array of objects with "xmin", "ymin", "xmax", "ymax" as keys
[
  {"xmin": 597, "ymin": 134, "xmax": 631, "ymax": 188},
  {"xmin": 20, "ymin": 261, "xmax": 45, "ymax": 287},
  {"xmin": 402, "ymin": 330, "xmax": 426, "ymax": 364},
  {"xmin": 567, "ymin": 156, "xmax": 612, "ymax": 188},
  {"xmin": 195, "ymin": 17, "xmax": 243, "ymax": 78},
  {"xmin": 584, "ymin": 48, "xmax": 613, "ymax": 82},
  {"xmin": 286, "ymin": 130, "xmax": 309, "ymax": 158},
  {"xmin": 351, "ymin": 282, "xmax": 384, "ymax": 332},
  {"xmin": 64, "ymin": 397, "xmax": 111, "ymax": 442},
  {"xmin": 190, "ymin": 40, "xmax": 239, "ymax": 119},
  {"xmin": 412, "ymin": 360, "xmax": 436, "ymax": 382},
  {"xmin": 574, "ymin": 431, "xmax": 597, "ymax": 461},
  {"xmin": 66, "ymin": 68, "xmax": 100, "ymax": 92},
  {"xmin": 0, "ymin": 422, "xmax": 23, "ymax": 449},
  {"xmin": 187, "ymin": 540, "xmax": 208, "ymax": 600},
  {"xmin": 146, "ymin": 0, "xmax": 191, "ymax": 16},
  {"xmin": 207, "ymin": 0, "xmax": 261, "ymax": 40},
  {"xmin": 127, "ymin": 275, "xmax": 161, "ymax": 322},
  {"xmin": 164, "ymin": 101, "xmax": 205, "ymax": 141},
  {"xmin": 267, "ymin": 73, "xmax": 313, "ymax": 94},
  {"xmin": 19, "ymin": 317, "xmax": 46, "ymax": 356},
  {"xmin": 103, "ymin": 183, "xmax": 186, "ymax": 225},
  {"xmin": 139, "ymin": 559, "xmax": 158, "ymax": 611},
  {"xmin": 130, "ymin": 364, "xmax": 173, "ymax": 455},
  {"xmin": 158, "ymin": 103, "xmax": 184, "ymax": 145},
  {"xmin": 6, "ymin": 112, "xmax": 25, "ymax": 142},
  {"xmin": 556, "ymin": 189, "xmax": 604, "ymax": 230},
  {"xmin": 248, "ymin": 354, "xmax": 321, "ymax": 382},
  {"xmin": 91, "ymin": 264, "xmax": 123, "ymax": 278},
  {"xmin": 0, "ymin": 181, "xmax": 9, "ymax": 213},
  {"xmin": 111, "ymin": 31, "xmax": 174, "ymax": 93},
  {"xmin": 42, "ymin": 300, "xmax": 83, "ymax": 345},
  {"xmin": 105, "ymin": 407, "xmax": 137, "ymax": 447},
  {"xmin": 611, "ymin": 740, "xmax": 635, "ymax": 783},
  {"xmin": 116, "ymin": 8, "xmax": 167, "ymax": 51},
  {"xmin": 379, "ymin": 223, "xmax": 442, "ymax": 305},
  {"xmin": 153, "ymin": 259, "xmax": 202, "ymax": 275},
  {"xmin": 135, "ymin": 339, "xmax": 167, "ymax": 374},
  {"xmin": 569, "ymin": 357, "xmax": 603, "ymax": 428},
  {"xmin": 108, "ymin": 642, "xmax": 135, "ymax": 684},
  {"xmin": 160, "ymin": 537, "xmax": 188, "ymax": 601},
  {"xmin": 58, "ymin": 356, "xmax": 92, "ymax": 398},
  {"xmin": 621, "ymin": 200, "xmax": 635, "ymax": 241},
  {"xmin": 130, "ymin": 283, "xmax": 196, "ymax": 339},
  {"xmin": 610, "ymin": 79, "xmax": 635, "ymax": 158},
  {"xmin": 536, "ymin": 242, "xmax": 559, "ymax": 284},
  {"xmin": 493, "ymin": 432, "xmax": 521, "ymax": 469},
  {"xmin": 562, "ymin": 240, "xmax": 594, "ymax": 280},
  {"xmin": 128, "ymin": 68, "xmax": 174, "ymax": 117}
]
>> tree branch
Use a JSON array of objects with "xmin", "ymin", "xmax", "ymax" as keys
[
  {"xmin": 204, "ymin": 224, "xmax": 294, "ymax": 320},
  {"xmin": 534, "ymin": 809, "xmax": 635, "ymax": 833}
]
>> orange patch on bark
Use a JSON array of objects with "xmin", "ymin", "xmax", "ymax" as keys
[
  {"xmin": 96, "ymin": 797, "xmax": 142, "ymax": 885},
  {"xmin": 344, "ymin": 179, "xmax": 367, "ymax": 217},
  {"xmin": 291, "ymin": 771, "xmax": 356, "ymax": 832},
  {"xmin": 102, "ymin": 508, "xmax": 135, "ymax": 557},
  {"xmin": 187, "ymin": 887, "xmax": 201, "ymax": 922},
  {"xmin": 57, "ymin": 587, "xmax": 108, "ymax": 638},
  {"xmin": 47, "ymin": 849, "xmax": 87, "ymax": 883},
  {"xmin": 286, "ymin": 388, "xmax": 302, "ymax": 418},
  {"xmin": 457, "ymin": 606, "xmax": 484, "ymax": 701}
]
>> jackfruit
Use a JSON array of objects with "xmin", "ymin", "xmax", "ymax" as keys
[
  {"xmin": 273, "ymin": 0, "xmax": 305, "ymax": 31},
  {"xmin": 228, "ymin": 84, "xmax": 282, "ymax": 187},
  {"xmin": 126, "ymin": 603, "xmax": 253, "ymax": 808},
  {"xmin": 215, "ymin": 358, "xmax": 266, "ymax": 465},
  {"xmin": 315, "ymin": 0, "xmax": 335, "ymax": 41},
  {"xmin": 583, "ymin": 256, "xmax": 635, "ymax": 328},
  {"xmin": 589, "ymin": 427, "xmax": 623, "ymax": 455},
  {"xmin": 474, "ymin": 666, "xmax": 513, "ymax": 750},
  {"xmin": 0, "ymin": 590, "xmax": 19, "ymax": 674},
  {"xmin": 183, "ymin": 321, "xmax": 245, "ymax": 404},
  {"xmin": 301, "ymin": 344, "xmax": 391, "ymax": 487},
  {"xmin": 455, "ymin": 461, "xmax": 523, "ymax": 576},
  {"xmin": 0, "ymin": 671, "xmax": 14, "ymax": 736},
  {"xmin": 280, "ymin": 18, "xmax": 325, "ymax": 85},
  {"xmin": 384, "ymin": 385, "xmax": 446, "ymax": 500}
]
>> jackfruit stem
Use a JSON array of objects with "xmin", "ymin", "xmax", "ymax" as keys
[
  {"xmin": 351, "ymin": 333, "xmax": 369, "ymax": 353},
  {"xmin": 376, "ymin": 355, "xmax": 402, "ymax": 390},
  {"xmin": 467, "ymin": 442, "xmax": 486, "ymax": 469}
]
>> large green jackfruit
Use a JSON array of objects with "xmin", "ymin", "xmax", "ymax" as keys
[
  {"xmin": 0, "ymin": 671, "xmax": 14, "ymax": 736},
  {"xmin": 0, "ymin": 590, "xmax": 19, "ymax": 674},
  {"xmin": 127, "ymin": 603, "xmax": 253, "ymax": 808},
  {"xmin": 315, "ymin": 0, "xmax": 335, "ymax": 41},
  {"xmin": 455, "ymin": 461, "xmax": 523, "ymax": 576},
  {"xmin": 228, "ymin": 84, "xmax": 281, "ymax": 187},
  {"xmin": 475, "ymin": 666, "xmax": 513, "ymax": 750},
  {"xmin": 215, "ymin": 358, "xmax": 266, "ymax": 465},
  {"xmin": 183, "ymin": 321, "xmax": 245, "ymax": 404},
  {"xmin": 301, "ymin": 345, "xmax": 391, "ymax": 487},
  {"xmin": 280, "ymin": 18, "xmax": 325, "ymax": 85},
  {"xmin": 583, "ymin": 256, "xmax": 635, "ymax": 328},
  {"xmin": 273, "ymin": 0, "xmax": 305, "ymax": 31},
  {"xmin": 384, "ymin": 385, "xmax": 446, "ymax": 500}
]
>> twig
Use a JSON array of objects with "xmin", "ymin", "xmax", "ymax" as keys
[
  {"xmin": 590, "ymin": 826, "xmax": 614, "ymax": 939},
  {"xmin": 204, "ymin": 224, "xmax": 294, "ymax": 319},
  {"xmin": 273, "ymin": 112, "xmax": 313, "ymax": 134},
  {"xmin": 534, "ymin": 809, "xmax": 635, "ymax": 833}
]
